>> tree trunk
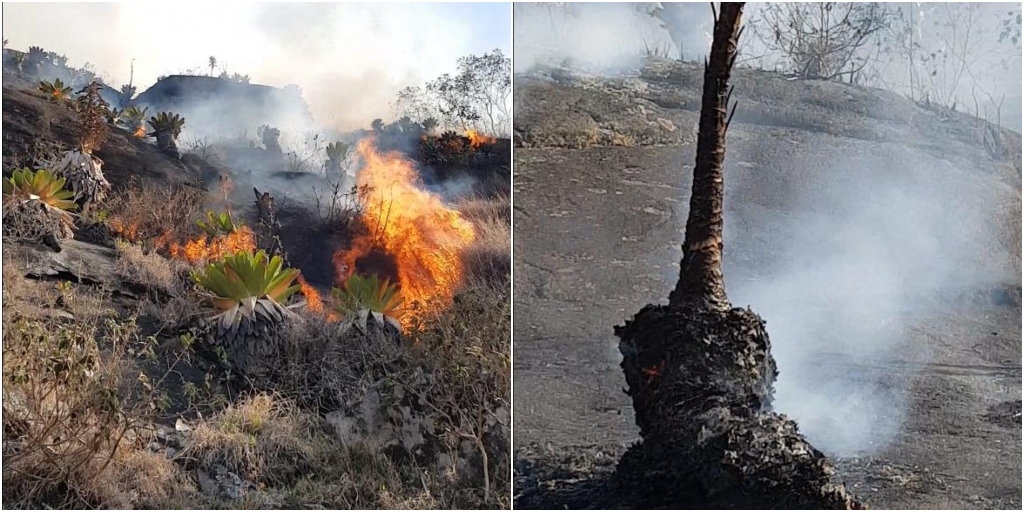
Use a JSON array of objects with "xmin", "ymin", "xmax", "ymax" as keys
[
  {"xmin": 326, "ymin": 159, "xmax": 343, "ymax": 183},
  {"xmin": 668, "ymin": 2, "xmax": 743, "ymax": 312},
  {"xmin": 613, "ymin": 4, "xmax": 866, "ymax": 509},
  {"xmin": 155, "ymin": 132, "xmax": 179, "ymax": 159}
]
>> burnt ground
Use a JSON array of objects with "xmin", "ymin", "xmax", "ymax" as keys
[{"xmin": 512, "ymin": 59, "xmax": 1022, "ymax": 509}]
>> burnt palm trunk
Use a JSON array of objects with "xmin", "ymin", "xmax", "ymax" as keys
[
  {"xmin": 613, "ymin": 4, "xmax": 865, "ymax": 509},
  {"xmin": 668, "ymin": 3, "xmax": 742, "ymax": 311},
  {"xmin": 154, "ymin": 131, "xmax": 179, "ymax": 159}
]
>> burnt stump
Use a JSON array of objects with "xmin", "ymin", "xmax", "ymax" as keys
[{"xmin": 613, "ymin": 303, "xmax": 866, "ymax": 509}]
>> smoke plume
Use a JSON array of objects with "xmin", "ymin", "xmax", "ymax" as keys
[{"xmin": 2, "ymin": 2, "xmax": 511, "ymax": 132}]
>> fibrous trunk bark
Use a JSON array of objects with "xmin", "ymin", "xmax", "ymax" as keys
[
  {"xmin": 155, "ymin": 132, "xmax": 179, "ymax": 159},
  {"xmin": 613, "ymin": 3, "xmax": 865, "ymax": 509},
  {"xmin": 667, "ymin": 1, "xmax": 741, "ymax": 312}
]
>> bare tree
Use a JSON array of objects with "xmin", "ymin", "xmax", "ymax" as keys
[
  {"xmin": 750, "ymin": 2, "xmax": 897, "ymax": 81},
  {"xmin": 455, "ymin": 49, "xmax": 512, "ymax": 136}
]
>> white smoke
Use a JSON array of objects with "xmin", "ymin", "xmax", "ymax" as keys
[{"xmin": 2, "ymin": 2, "xmax": 511, "ymax": 132}]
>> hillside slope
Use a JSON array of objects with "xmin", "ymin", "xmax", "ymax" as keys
[{"xmin": 512, "ymin": 58, "xmax": 1021, "ymax": 509}]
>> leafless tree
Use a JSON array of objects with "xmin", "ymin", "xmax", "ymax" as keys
[{"xmin": 749, "ymin": 2, "xmax": 897, "ymax": 81}]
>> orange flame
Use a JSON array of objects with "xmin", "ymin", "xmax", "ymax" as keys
[
  {"xmin": 134, "ymin": 124, "xmax": 146, "ymax": 138},
  {"xmin": 168, "ymin": 226, "xmax": 257, "ymax": 264},
  {"xmin": 465, "ymin": 129, "xmax": 496, "ymax": 149},
  {"xmin": 296, "ymin": 274, "xmax": 342, "ymax": 322},
  {"xmin": 297, "ymin": 274, "xmax": 323, "ymax": 313},
  {"xmin": 109, "ymin": 217, "xmax": 141, "ymax": 242},
  {"xmin": 334, "ymin": 138, "xmax": 476, "ymax": 329}
]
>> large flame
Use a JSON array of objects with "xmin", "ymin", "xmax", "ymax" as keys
[
  {"xmin": 334, "ymin": 138, "xmax": 476, "ymax": 328},
  {"xmin": 465, "ymin": 129, "xmax": 496, "ymax": 149}
]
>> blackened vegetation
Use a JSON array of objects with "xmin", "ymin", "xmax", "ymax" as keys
[
  {"xmin": 420, "ymin": 133, "xmax": 511, "ymax": 197},
  {"xmin": 253, "ymin": 187, "xmax": 288, "ymax": 261},
  {"xmin": 371, "ymin": 119, "xmax": 510, "ymax": 197},
  {"xmin": 612, "ymin": 3, "xmax": 865, "ymax": 509},
  {"xmin": 614, "ymin": 306, "xmax": 863, "ymax": 509}
]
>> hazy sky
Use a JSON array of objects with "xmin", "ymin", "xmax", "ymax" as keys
[{"xmin": 2, "ymin": 2, "xmax": 512, "ymax": 130}]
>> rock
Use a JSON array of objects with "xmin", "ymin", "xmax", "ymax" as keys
[
  {"xmin": 14, "ymin": 239, "xmax": 118, "ymax": 285},
  {"xmin": 196, "ymin": 463, "xmax": 256, "ymax": 501}
]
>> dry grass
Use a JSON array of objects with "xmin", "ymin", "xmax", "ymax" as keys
[
  {"xmin": 112, "ymin": 240, "xmax": 204, "ymax": 331},
  {"xmin": 411, "ymin": 278, "xmax": 513, "ymax": 509},
  {"xmin": 183, "ymin": 394, "xmax": 325, "ymax": 488},
  {"xmin": 179, "ymin": 393, "xmax": 447, "ymax": 509},
  {"xmin": 113, "ymin": 239, "xmax": 190, "ymax": 295},
  {"xmin": 460, "ymin": 194, "xmax": 512, "ymax": 286},
  {"xmin": 458, "ymin": 193, "xmax": 511, "ymax": 226},
  {"xmin": 1, "ymin": 271, "xmax": 187, "ymax": 508},
  {"xmin": 104, "ymin": 177, "xmax": 206, "ymax": 248}
]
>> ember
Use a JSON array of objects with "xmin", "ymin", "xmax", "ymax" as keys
[
  {"xmin": 108, "ymin": 217, "xmax": 141, "ymax": 241},
  {"xmin": 641, "ymin": 361, "xmax": 664, "ymax": 383}
]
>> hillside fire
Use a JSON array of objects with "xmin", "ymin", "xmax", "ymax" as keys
[
  {"xmin": 465, "ymin": 129, "xmax": 496, "ymax": 148},
  {"xmin": 333, "ymin": 137, "xmax": 476, "ymax": 329}
]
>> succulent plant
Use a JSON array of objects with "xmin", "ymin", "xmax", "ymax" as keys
[
  {"xmin": 3, "ymin": 168, "xmax": 77, "ymax": 210},
  {"xmin": 325, "ymin": 141, "xmax": 348, "ymax": 182},
  {"xmin": 38, "ymin": 78, "xmax": 72, "ymax": 102},
  {"xmin": 192, "ymin": 250, "xmax": 301, "ymax": 375},
  {"xmin": 331, "ymin": 273, "xmax": 404, "ymax": 320},
  {"xmin": 257, "ymin": 124, "xmax": 282, "ymax": 154},
  {"xmin": 325, "ymin": 141, "xmax": 348, "ymax": 162},
  {"xmin": 118, "ymin": 83, "xmax": 136, "ymax": 109},
  {"xmin": 148, "ymin": 112, "xmax": 186, "ymax": 157},
  {"xmin": 24, "ymin": 46, "xmax": 46, "ymax": 76},
  {"xmin": 124, "ymin": 105, "xmax": 149, "ymax": 124},
  {"xmin": 105, "ymin": 107, "xmax": 123, "ymax": 125},
  {"xmin": 2, "ymin": 168, "xmax": 77, "ymax": 244},
  {"xmin": 196, "ymin": 210, "xmax": 237, "ymax": 237}
]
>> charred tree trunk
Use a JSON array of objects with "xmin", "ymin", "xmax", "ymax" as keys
[
  {"xmin": 154, "ymin": 132, "xmax": 179, "ymax": 159},
  {"xmin": 326, "ymin": 158, "xmax": 343, "ymax": 183},
  {"xmin": 613, "ymin": 4, "xmax": 865, "ymax": 509},
  {"xmin": 253, "ymin": 187, "xmax": 288, "ymax": 263}
]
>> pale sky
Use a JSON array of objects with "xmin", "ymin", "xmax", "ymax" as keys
[{"xmin": 1, "ymin": 2, "xmax": 512, "ymax": 130}]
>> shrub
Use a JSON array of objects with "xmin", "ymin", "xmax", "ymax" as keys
[{"xmin": 75, "ymin": 81, "xmax": 110, "ymax": 153}]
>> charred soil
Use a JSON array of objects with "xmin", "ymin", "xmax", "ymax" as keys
[{"xmin": 513, "ymin": 58, "xmax": 1021, "ymax": 509}]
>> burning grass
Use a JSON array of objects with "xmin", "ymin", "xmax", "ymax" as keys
[
  {"xmin": 4, "ymin": 123, "xmax": 510, "ymax": 509},
  {"xmin": 167, "ymin": 225, "xmax": 257, "ymax": 264},
  {"xmin": 106, "ymin": 178, "xmax": 206, "ymax": 249},
  {"xmin": 334, "ymin": 138, "xmax": 477, "ymax": 329},
  {"xmin": 465, "ymin": 129, "xmax": 497, "ymax": 149}
]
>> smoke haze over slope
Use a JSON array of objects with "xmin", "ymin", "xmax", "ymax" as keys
[
  {"xmin": 514, "ymin": 2, "xmax": 1021, "ymax": 132},
  {"xmin": 2, "ymin": 2, "xmax": 511, "ymax": 131}
]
